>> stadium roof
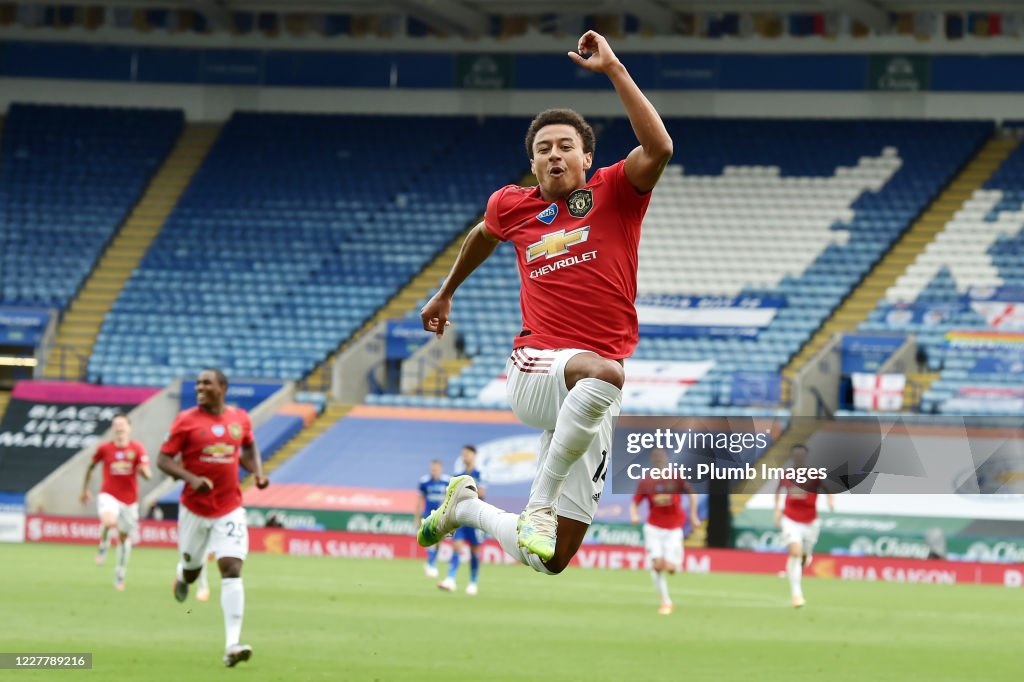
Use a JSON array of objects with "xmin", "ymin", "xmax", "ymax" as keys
[{"xmin": 14, "ymin": 1, "xmax": 1024, "ymax": 37}]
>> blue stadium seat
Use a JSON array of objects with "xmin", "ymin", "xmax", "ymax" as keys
[{"xmin": 0, "ymin": 104, "xmax": 183, "ymax": 310}]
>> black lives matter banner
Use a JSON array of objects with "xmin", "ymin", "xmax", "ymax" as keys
[{"xmin": 0, "ymin": 381, "xmax": 158, "ymax": 493}]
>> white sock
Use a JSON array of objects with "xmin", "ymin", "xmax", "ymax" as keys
[
  {"xmin": 116, "ymin": 539, "xmax": 132, "ymax": 576},
  {"xmin": 175, "ymin": 562, "xmax": 184, "ymax": 582},
  {"xmin": 787, "ymin": 555, "xmax": 803, "ymax": 598},
  {"xmin": 221, "ymin": 577, "xmax": 245, "ymax": 648},
  {"xmin": 529, "ymin": 378, "xmax": 620, "ymax": 507},
  {"xmin": 455, "ymin": 498, "xmax": 528, "ymax": 565},
  {"xmin": 198, "ymin": 563, "xmax": 209, "ymax": 593},
  {"xmin": 657, "ymin": 572, "xmax": 671, "ymax": 605}
]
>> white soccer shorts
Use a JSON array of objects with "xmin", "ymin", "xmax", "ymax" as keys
[
  {"xmin": 643, "ymin": 523, "xmax": 684, "ymax": 569},
  {"xmin": 178, "ymin": 505, "xmax": 248, "ymax": 570},
  {"xmin": 96, "ymin": 492, "xmax": 139, "ymax": 536},
  {"xmin": 780, "ymin": 516, "xmax": 821, "ymax": 554},
  {"xmin": 505, "ymin": 347, "xmax": 621, "ymax": 525}
]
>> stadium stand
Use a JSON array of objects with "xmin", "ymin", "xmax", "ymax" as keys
[
  {"xmin": 860, "ymin": 135, "xmax": 1024, "ymax": 414},
  {"xmin": 378, "ymin": 118, "xmax": 992, "ymax": 413},
  {"xmin": 0, "ymin": 104, "xmax": 183, "ymax": 310},
  {"xmin": 88, "ymin": 113, "xmax": 527, "ymax": 387},
  {"xmin": 41, "ymin": 123, "xmax": 220, "ymax": 383}
]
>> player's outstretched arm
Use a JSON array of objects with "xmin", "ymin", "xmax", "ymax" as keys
[
  {"xmin": 420, "ymin": 221, "xmax": 499, "ymax": 338},
  {"xmin": 138, "ymin": 448, "xmax": 152, "ymax": 480},
  {"xmin": 241, "ymin": 443, "xmax": 269, "ymax": 489},
  {"xmin": 568, "ymin": 30, "xmax": 673, "ymax": 193},
  {"xmin": 414, "ymin": 493, "xmax": 426, "ymax": 525},
  {"xmin": 629, "ymin": 500, "xmax": 641, "ymax": 525},
  {"xmin": 689, "ymin": 495, "xmax": 701, "ymax": 527},
  {"xmin": 79, "ymin": 460, "xmax": 99, "ymax": 504},
  {"xmin": 681, "ymin": 481, "xmax": 700, "ymax": 525}
]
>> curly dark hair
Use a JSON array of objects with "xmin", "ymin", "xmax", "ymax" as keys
[{"xmin": 524, "ymin": 108, "xmax": 596, "ymax": 159}]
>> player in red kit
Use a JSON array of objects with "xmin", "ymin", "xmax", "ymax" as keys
[
  {"xmin": 80, "ymin": 412, "xmax": 151, "ymax": 590},
  {"xmin": 157, "ymin": 368, "xmax": 268, "ymax": 668},
  {"xmin": 630, "ymin": 449, "xmax": 700, "ymax": 615},
  {"xmin": 418, "ymin": 30, "xmax": 673, "ymax": 577},
  {"xmin": 774, "ymin": 444, "xmax": 835, "ymax": 608}
]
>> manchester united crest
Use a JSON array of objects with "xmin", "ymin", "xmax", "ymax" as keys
[
  {"xmin": 229, "ymin": 423, "xmax": 243, "ymax": 440},
  {"xmin": 566, "ymin": 188, "xmax": 593, "ymax": 218}
]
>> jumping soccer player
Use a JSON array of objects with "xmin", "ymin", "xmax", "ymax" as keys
[
  {"xmin": 80, "ymin": 412, "xmax": 151, "ymax": 590},
  {"xmin": 418, "ymin": 30, "xmax": 672, "ymax": 576},
  {"xmin": 438, "ymin": 445, "xmax": 486, "ymax": 595},
  {"xmin": 774, "ymin": 444, "xmax": 835, "ymax": 608},
  {"xmin": 630, "ymin": 449, "xmax": 699, "ymax": 615},
  {"xmin": 157, "ymin": 368, "xmax": 268, "ymax": 667},
  {"xmin": 416, "ymin": 459, "xmax": 450, "ymax": 579}
]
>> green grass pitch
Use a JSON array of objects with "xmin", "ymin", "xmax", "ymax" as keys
[{"xmin": 0, "ymin": 544, "xmax": 1018, "ymax": 681}]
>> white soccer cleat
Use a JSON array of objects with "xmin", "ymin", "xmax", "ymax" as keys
[
  {"xmin": 223, "ymin": 644, "xmax": 253, "ymax": 668},
  {"xmin": 658, "ymin": 602, "xmax": 673, "ymax": 615},
  {"xmin": 437, "ymin": 577, "xmax": 456, "ymax": 592},
  {"xmin": 792, "ymin": 595, "xmax": 806, "ymax": 609},
  {"xmin": 424, "ymin": 564, "xmax": 439, "ymax": 579},
  {"xmin": 196, "ymin": 588, "xmax": 210, "ymax": 602},
  {"xmin": 465, "ymin": 583, "xmax": 478, "ymax": 596},
  {"xmin": 95, "ymin": 548, "xmax": 107, "ymax": 565},
  {"xmin": 418, "ymin": 476, "xmax": 478, "ymax": 547}
]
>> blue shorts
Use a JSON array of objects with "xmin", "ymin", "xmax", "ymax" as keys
[{"xmin": 454, "ymin": 526, "xmax": 483, "ymax": 546}]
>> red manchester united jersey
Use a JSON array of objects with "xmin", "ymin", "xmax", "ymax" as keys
[
  {"xmin": 485, "ymin": 160, "xmax": 652, "ymax": 360},
  {"xmin": 92, "ymin": 440, "xmax": 148, "ymax": 505},
  {"xmin": 160, "ymin": 406, "xmax": 254, "ymax": 518},
  {"xmin": 633, "ymin": 478, "xmax": 694, "ymax": 530},
  {"xmin": 779, "ymin": 479, "xmax": 822, "ymax": 524}
]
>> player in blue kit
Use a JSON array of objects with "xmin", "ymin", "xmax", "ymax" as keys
[
  {"xmin": 416, "ymin": 460, "xmax": 450, "ymax": 578},
  {"xmin": 438, "ymin": 446, "xmax": 486, "ymax": 595}
]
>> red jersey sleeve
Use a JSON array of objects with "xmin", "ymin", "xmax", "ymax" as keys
[
  {"xmin": 242, "ymin": 412, "xmax": 255, "ymax": 447},
  {"xmin": 632, "ymin": 492, "xmax": 647, "ymax": 505},
  {"xmin": 91, "ymin": 444, "xmax": 106, "ymax": 464},
  {"xmin": 608, "ymin": 159, "xmax": 652, "ymax": 228},
  {"xmin": 160, "ymin": 413, "xmax": 188, "ymax": 455},
  {"xmin": 484, "ymin": 187, "xmax": 510, "ymax": 241}
]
